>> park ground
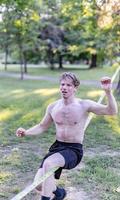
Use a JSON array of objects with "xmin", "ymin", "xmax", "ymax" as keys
[{"xmin": 0, "ymin": 65, "xmax": 120, "ymax": 200}]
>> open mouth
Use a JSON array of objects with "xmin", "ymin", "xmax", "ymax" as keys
[{"xmin": 62, "ymin": 91, "xmax": 67, "ymax": 94}]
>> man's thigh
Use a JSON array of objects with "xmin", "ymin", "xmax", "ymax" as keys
[
  {"xmin": 43, "ymin": 152, "xmax": 65, "ymax": 168},
  {"xmin": 59, "ymin": 149, "xmax": 80, "ymax": 169}
]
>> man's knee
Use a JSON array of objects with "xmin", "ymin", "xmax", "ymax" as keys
[{"xmin": 34, "ymin": 168, "xmax": 43, "ymax": 182}]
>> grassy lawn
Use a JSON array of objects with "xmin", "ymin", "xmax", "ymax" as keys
[
  {"xmin": 0, "ymin": 67, "xmax": 120, "ymax": 200},
  {"xmin": 0, "ymin": 63, "xmax": 116, "ymax": 81}
]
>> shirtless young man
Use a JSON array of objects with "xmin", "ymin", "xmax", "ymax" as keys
[{"xmin": 16, "ymin": 72, "xmax": 118, "ymax": 200}]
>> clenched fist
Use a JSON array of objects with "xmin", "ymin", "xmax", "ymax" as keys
[
  {"xmin": 100, "ymin": 76, "xmax": 112, "ymax": 93},
  {"xmin": 16, "ymin": 127, "xmax": 26, "ymax": 137}
]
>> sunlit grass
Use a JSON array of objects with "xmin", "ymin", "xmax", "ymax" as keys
[
  {"xmin": 0, "ymin": 110, "xmax": 15, "ymax": 122},
  {"xmin": 104, "ymin": 116, "xmax": 120, "ymax": 134},
  {"xmin": 87, "ymin": 90, "xmax": 103, "ymax": 98},
  {"xmin": 10, "ymin": 89, "xmax": 27, "ymax": 98},
  {"xmin": 9, "ymin": 88, "xmax": 59, "ymax": 98},
  {"xmin": 33, "ymin": 88, "xmax": 59, "ymax": 96},
  {"xmin": 1, "ymin": 151, "xmax": 21, "ymax": 166},
  {"xmin": 0, "ymin": 172, "xmax": 12, "ymax": 184},
  {"xmin": 11, "ymin": 89, "xmax": 25, "ymax": 94}
]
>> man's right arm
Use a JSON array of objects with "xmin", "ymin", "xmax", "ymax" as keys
[{"xmin": 16, "ymin": 104, "xmax": 53, "ymax": 137}]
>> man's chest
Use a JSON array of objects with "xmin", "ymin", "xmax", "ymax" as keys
[{"xmin": 51, "ymin": 104, "xmax": 85, "ymax": 125}]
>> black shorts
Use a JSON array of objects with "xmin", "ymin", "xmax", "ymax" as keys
[{"xmin": 40, "ymin": 140, "xmax": 83, "ymax": 179}]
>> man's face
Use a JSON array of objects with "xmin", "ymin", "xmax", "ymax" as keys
[{"xmin": 60, "ymin": 78, "xmax": 76, "ymax": 99}]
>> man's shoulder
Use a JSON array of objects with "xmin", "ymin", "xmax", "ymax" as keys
[
  {"xmin": 77, "ymin": 98, "xmax": 95, "ymax": 108},
  {"xmin": 77, "ymin": 98, "xmax": 89, "ymax": 104},
  {"xmin": 47, "ymin": 100, "xmax": 60, "ymax": 112}
]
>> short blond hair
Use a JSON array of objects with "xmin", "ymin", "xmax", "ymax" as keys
[{"xmin": 60, "ymin": 72, "xmax": 80, "ymax": 87}]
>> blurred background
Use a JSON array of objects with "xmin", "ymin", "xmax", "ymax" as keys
[{"xmin": 0, "ymin": 1, "xmax": 120, "ymax": 200}]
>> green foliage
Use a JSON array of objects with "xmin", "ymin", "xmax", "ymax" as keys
[
  {"xmin": 60, "ymin": 0, "xmax": 119, "ymax": 66},
  {"xmin": 0, "ymin": 0, "xmax": 43, "ymax": 67},
  {"xmin": 68, "ymin": 155, "xmax": 120, "ymax": 199},
  {"xmin": 0, "ymin": 0, "xmax": 119, "ymax": 68}
]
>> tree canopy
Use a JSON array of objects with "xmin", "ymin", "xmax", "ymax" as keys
[{"xmin": 0, "ymin": 0, "xmax": 119, "ymax": 71}]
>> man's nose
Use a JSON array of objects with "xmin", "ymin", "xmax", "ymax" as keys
[{"xmin": 63, "ymin": 84, "xmax": 67, "ymax": 89}]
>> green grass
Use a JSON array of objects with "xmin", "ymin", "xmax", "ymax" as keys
[
  {"xmin": 68, "ymin": 156, "xmax": 120, "ymax": 200},
  {"xmin": 0, "ymin": 66, "xmax": 120, "ymax": 199},
  {"xmin": 0, "ymin": 63, "xmax": 116, "ymax": 81}
]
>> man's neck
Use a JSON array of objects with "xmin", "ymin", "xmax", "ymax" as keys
[{"xmin": 62, "ymin": 96, "xmax": 75, "ymax": 105}]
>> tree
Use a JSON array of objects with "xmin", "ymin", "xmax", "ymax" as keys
[
  {"xmin": 58, "ymin": 0, "xmax": 120, "ymax": 68},
  {"xmin": 116, "ymin": 70, "xmax": 120, "ymax": 95},
  {"xmin": 0, "ymin": 3, "xmax": 12, "ymax": 70},
  {"xmin": 37, "ymin": 0, "xmax": 65, "ymax": 69},
  {"xmin": 39, "ymin": 23, "xmax": 65, "ymax": 69},
  {"xmin": 1, "ymin": 0, "xmax": 119, "ymax": 73},
  {"xmin": 1, "ymin": 0, "xmax": 41, "ymax": 79},
  {"xmin": 97, "ymin": 0, "xmax": 120, "ymax": 94}
]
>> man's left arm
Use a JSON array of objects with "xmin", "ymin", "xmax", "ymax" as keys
[
  {"xmin": 104, "ymin": 90, "xmax": 118, "ymax": 115},
  {"xmin": 86, "ymin": 77, "xmax": 118, "ymax": 115}
]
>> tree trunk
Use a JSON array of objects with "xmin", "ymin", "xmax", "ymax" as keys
[
  {"xmin": 4, "ymin": 47, "xmax": 8, "ymax": 71},
  {"xmin": 24, "ymin": 60, "xmax": 27, "ymax": 73},
  {"xmin": 48, "ymin": 48, "xmax": 54, "ymax": 70},
  {"xmin": 90, "ymin": 54, "xmax": 97, "ymax": 68},
  {"xmin": 116, "ymin": 72, "xmax": 120, "ymax": 95},
  {"xmin": 18, "ymin": 43, "xmax": 24, "ymax": 80},
  {"xmin": 58, "ymin": 53, "xmax": 63, "ymax": 69},
  {"xmin": 23, "ymin": 52, "xmax": 27, "ymax": 73},
  {"xmin": 4, "ymin": 6, "xmax": 9, "ymax": 71}
]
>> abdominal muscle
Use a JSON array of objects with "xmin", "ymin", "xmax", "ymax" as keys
[{"xmin": 55, "ymin": 123, "xmax": 85, "ymax": 144}]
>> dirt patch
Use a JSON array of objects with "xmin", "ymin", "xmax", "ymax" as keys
[{"xmin": 65, "ymin": 187, "xmax": 88, "ymax": 200}]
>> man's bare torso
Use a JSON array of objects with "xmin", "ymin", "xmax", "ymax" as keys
[{"xmin": 50, "ymin": 99, "xmax": 89, "ymax": 144}]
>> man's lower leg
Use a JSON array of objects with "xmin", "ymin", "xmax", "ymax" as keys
[
  {"xmin": 41, "ymin": 174, "xmax": 56, "ymax": 198},
  {"xmin": 34, "ymin": 168, "xmax": 43, "ymax": 192}
]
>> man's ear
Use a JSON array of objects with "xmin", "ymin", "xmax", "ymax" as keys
[{"xmin": 74, "ymin": 86, "xmax": 78, "ymax": 92}]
